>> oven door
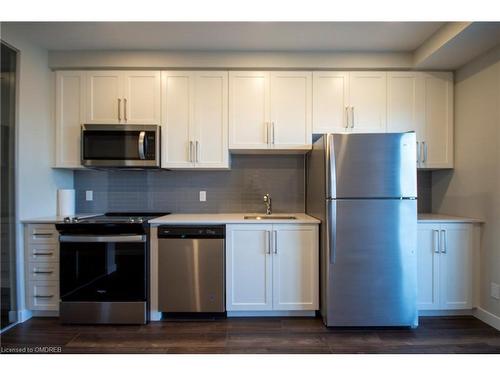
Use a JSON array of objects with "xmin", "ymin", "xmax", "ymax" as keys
[
  {"xmin": 59, "ymin": 234, "xmax": 147, "ymax": 302},
  {"xmin": 81, "ymin": 124, "xmax": 160, "ymax": 168}
]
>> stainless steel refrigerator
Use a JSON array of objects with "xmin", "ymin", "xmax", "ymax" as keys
[{"xmin": 306, "ymin": 133, "xmax": 418, "ymax": 327}]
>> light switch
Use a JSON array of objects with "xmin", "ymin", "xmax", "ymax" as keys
[
  {"xmin": 85, "ymin": 190, "xmax": 93, "ymax": 201},
  {"xmin": 199, "ymin": 191, "xmax": 207, "ymax": 202}
]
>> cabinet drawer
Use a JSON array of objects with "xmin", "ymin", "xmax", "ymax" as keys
[
  {"xmin": 27, "ymin": 224, "xmax": 58, "ymax": 244},
  {"xmin": 28, "ymin": 263, "xmax": 59, "ymax": 282},
  {"xmin": 27, "ymin": 282, "xmax": 59, "ymax": 311},
  {"xmin": 27, "ymin": 243, "xmax": 59, "ymax": 262}
]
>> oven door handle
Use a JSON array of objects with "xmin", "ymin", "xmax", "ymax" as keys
[
  {"xmin": 59, "ymin": 235, "xmax": 146, "ymax": 243},
  {"xmin": 138, "ymin": 131, "xmax": 146, "ymax": 160}
]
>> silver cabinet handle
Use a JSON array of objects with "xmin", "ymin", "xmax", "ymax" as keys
[
  {"xmin": 265, "ymin": 122, "xmax": 269, "ymax": 145},
  {"xmin": 351, "ymin": 106, "xmax": 355, "ymax": 128},
  {"xmin": 34, "ymin": 295, "xmax": 54, "ymax": 299},
  {"xmin": 118, "ymin": 98, "xmax": 121, "ymax": 122},
  {"xmin": 196, "ymin": 141, "xmax": 199, "ymax": 163},
  {"xmin": 189, "ymin": 141, "xmax": 193, "ymax": 162},
  {"xmin": 266, "ymin": 230, "xmax": 271, "ymax": 254},
  {"xmin": 33, "ymin": 270, "xmax": 54, "ymax": 274},
  {"xmin": 124, "ymin": 98, "xmax": 127, "ymax": 122},
  {"xmin": 416, "ymin": 141, "xmax": 420, "ymax": 164},
  {"xmin": 433, "ymin": 229, "xmax": 440, "ymax": 253},
  {"xmin": 271, "ymin": 122, "xmax": 275, "ymax": 144},
  {"xmin": 421, "ymin": 141, "xmax": 427, "ymax": 163},
  {"xmin": 273, "ymin": 230, "xmax": 278, "ymax": 254},
  {"xmin": 440, "ymin": 230, "xmax": 446, "ymax": 253},
  {"xmin": 138, "ymin": 131, "xmax": 146, "ymax": 160},
  {"xmin": 345, "ymin": 106, "xmax": 350, "ymax": 129},
  {"xmin": 33, "ymin": 251, "xmax": 54, "ymax": 256}
]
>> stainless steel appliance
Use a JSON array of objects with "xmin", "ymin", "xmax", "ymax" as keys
[
  {"xmin": 56, "ymin": 212, "xmax": 169, "ymax": 324},
  {"xmin": 158, "ymin": 226, "xmax": 225, "ymax": 314},
  {"xmin": 81, "ymin": 124, "xmax": 160, "ymax": 168},
  {"xmin": 306, "ymin": 133, "xmax": 418, "ymax": 327}
]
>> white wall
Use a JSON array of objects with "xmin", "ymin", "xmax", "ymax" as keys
[
  {"xmin": 1, "ymin": 26, "xmax": 73, "ymax": 314},
  {"xmin": 432, "ymin": 44, "xmax": 500, "ymax": 318}
]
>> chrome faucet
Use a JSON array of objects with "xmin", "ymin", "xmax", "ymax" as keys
[{"xmin": 263, "ymin": 193, "xmax": 272, "ymax": 215}]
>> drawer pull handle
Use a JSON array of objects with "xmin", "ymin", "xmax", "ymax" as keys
[
  {"xmin": 34, "ymin": 295, "xmax": 54, "ymax": 298},
  {"xmin": 33, "ymin": 233, "xmax": 54, "ymax": 237},
  {"xmin": 33, "ymin": 271, "xmax": 54, "ymax": 274},
  {"xmin": 33, "ymin": 252, "xmax": 54, "ymax": 256}
]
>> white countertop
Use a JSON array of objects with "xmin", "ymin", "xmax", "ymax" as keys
[
  {"xmin": 149, "ymin": 213, "xmax": 320, "ymax": 225},
  {"xmin": 417, "ymin": 213, "xmax": 483, "ymax": 223}
]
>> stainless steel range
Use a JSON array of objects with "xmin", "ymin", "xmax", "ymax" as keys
[{"xmin": 55, "ymin": 212, "xmax": 169, "ymax": 324}]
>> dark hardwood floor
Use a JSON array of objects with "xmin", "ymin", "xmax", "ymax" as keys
[{"xmin": 1, "ymin": 316, "xmax": 499, "ymax": 354}]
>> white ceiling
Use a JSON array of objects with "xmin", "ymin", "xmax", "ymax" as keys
[{"xmin": 2, "ymin": 22, "xmax": 444, "ymax": 52}]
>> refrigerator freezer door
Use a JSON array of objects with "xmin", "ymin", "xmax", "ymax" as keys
[
  {"xmin": 327, "ymin": 133, "xmax": 417, "ymax": 199},
  {"xmin": 325, "ymin": 198, "xmax": 418, "ymax": 327}
]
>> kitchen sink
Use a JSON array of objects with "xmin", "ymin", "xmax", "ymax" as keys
[{"xmin": 244, "ymin": 215, "xmax": 297, "ymax": 220}]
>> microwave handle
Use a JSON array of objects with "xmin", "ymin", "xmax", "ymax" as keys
[{"xmin": 138, "ymin": 131, "xmax": 146, "ymax": 160}]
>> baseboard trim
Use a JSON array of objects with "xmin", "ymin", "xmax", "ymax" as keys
[
  {"xmin": 227, "ymin": 310, "xmax": 316, "ymax": 317},
  {"xmin": 31, "ymin": 310, "xmax": 59, "ymax": 317},
  {"xmin": 419, "ymin": 309, "xmax": 474, "ymax": 317},
  {"xmin": 473, "ymin": 307, "xmax": 500, "ymax": 331}
]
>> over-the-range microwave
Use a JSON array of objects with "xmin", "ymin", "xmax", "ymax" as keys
[{"xmin": 81, "ymin": 124, "xmax": 161, "ymax": 168}]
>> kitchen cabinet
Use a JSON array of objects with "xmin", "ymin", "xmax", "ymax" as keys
[
  {"xmin": 313, "ymin": 71, "xmax": 386, "ymax": 134},
  {"xmin": 86, "ymin": 71, "xmax": 161, "ymax": 125},
  {"xmin": 229, "ymin": 71, "xmax": 312, "ymax": 151},
  {"xmin": 24, "ymin": 224, "xmax": 60, "ymax": 313},
  {"xmin": 226, "ymin": 224, "xmax": 318, "ymax": 312},
  {"xmin": 387, "ymin": 72, "xmax": 453, "ymax": 169},
  {"xmin": 161, "ymin": 71, "xmax": 229, "ymax": 169},
  {"xmin": 417, "ymin": 223, "xmax": 474, "ymax": 311},
  {"xmin": 55, "ymin": 71, "xmax": 86, "ymax": 168}
]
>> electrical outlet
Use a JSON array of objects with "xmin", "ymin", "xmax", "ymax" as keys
[
  {"xmin": 199, "ymin": 191, "xmax": 206, "ymax": 202},
  {"xmin": 85, "ymin": 190, "xmax": 93, "ymax": 201},
  {"xmin": 491, "ymin": 282, "xmax": 500, "ymax": 300}
]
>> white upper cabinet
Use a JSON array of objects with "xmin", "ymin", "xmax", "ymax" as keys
[
  {"xmin": 421, "ymin": 72, "xmax": 453, "ymax": 169},
  {"xmin": 269, "ymin": 71, "xmax": 312, "ymax": 149},
  {"xmin": 161, "ymin": 71, "xmax": 229, "ymax": 169},
  {"xmin": 348, "ymin": 71, "xmax": 387, "ymax": 133},
  {"xmin": 229, "ymin": 71, "xmax": 270, "ymax": 149},
  {"xmin": 161, "ymin": 71, "xmax": 195, "ymax": 168},
  {"xmin": 312, "ymin": 71, "xmax": 349, "ymax": 133},
  {"xmin": 85, "ymin": 71, "xmax": 161, "ymax": 125},
  {"xmin": 229, "ymin": 71, "xmax": 312, "ymax": 151},
  {"xmin": 55, "ymin": 71, "xmax": 85, "ymax": 168},
  {"xmin": 193, "ymin": 72, "xmax": 229, "ymax": 168},
  {"xmin": 122, "ymin": 71, "xmax": 161, "ymax": 124}
]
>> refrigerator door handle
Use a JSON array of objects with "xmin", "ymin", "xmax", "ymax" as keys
[{"xmin": 327, "ymin": 200, "xmax": 337, "ymax": 264}]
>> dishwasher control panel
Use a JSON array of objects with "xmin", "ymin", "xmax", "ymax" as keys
[{"xmin": 158, "ymin": 225, "xmax": 225, "ymax": 239}]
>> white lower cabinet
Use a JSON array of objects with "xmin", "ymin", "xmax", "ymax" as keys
[
  {"xmin": 25, "ymin": 224, "xmax": 60, "ymax": 312},
  {"xmin": 417, "ymin": 223, "xmax": 474, "ymax": 311},
  {"xmin": 226, "ymin": 224, "xmax": 319, "ymax": 313}
]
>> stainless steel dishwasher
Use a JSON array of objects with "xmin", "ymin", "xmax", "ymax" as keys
[{"xmin": 157, "ymin": 225, "xmax": 225, "ymax": 313}]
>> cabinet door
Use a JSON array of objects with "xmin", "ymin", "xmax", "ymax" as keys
[
  {"xmin": 312, "ymin": 71, "xmax": 349, "ymax": 133},
  {"xmin": 270, "ymin": 71, "xmax": 312, "ymax": 149},
  {"xmin": 416, "ymin": 224, "xmax": 441, "ymax": 310},
  {"xmin": 86, "ymin": 71, "xmax": 122, "ymax": 123},
  {"xmin": 226, "ymin": 225, "xmax": 273, "ymax": 311},
  {"xmin": 348, "ymin": 71, "xmax": 387, "ymax": 133},
  {"xmin": 55, "ymin": 71, "xmax": 85, "ymax": 168},
  {"xmin": 122, "ymin": 71, "xmax": 161, "ymax": 124},
  {"xmin": 272, "ymin": 225, "xmax": 319, "ymax": 311},
  {"xmin": 161, "ymin": 71, "xmax": 195, "ymax": 168},
  {"xmin": 421, "ymin": 72, "xmax": 454, "ymax": 169},
  {"xmin": 440, "ymin": 224, "xmax": 473, "ymax": 309},
  {"xmin": 193, "ymin": 72, "xmax": 229, "ymax": 169},
  {"xmin": 229, "ymin": 71, "xmax": 270, "ymax": 149}
]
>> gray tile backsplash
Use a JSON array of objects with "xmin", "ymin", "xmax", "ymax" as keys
[
  {"xmin": 75, "ymin": 155, "xmax": 305, "ymax": 214},
  {"xmin": 75, "ymin": 155, "xmax": 432, "ymax": 214}
]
